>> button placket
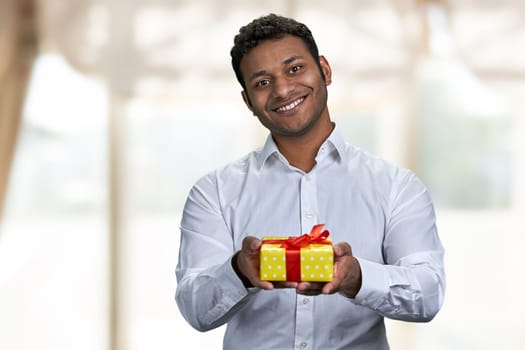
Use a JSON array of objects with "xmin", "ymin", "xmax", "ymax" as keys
[
  {"xmin": 300, "ymin": 173, "xmax": 318, "ymax": 232},
  {"xmin": 294, "ymin": 292, "xmax": 313, "ymax": 350},
  {"xmin": 295, "ymin": 173, "xmax": 317, "ymax": 349}
]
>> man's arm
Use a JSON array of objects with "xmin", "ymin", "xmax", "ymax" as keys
[
  {"xmin": 299, "ymin": 172, "xmax": 445, "ymax": 322},
  {"xmin": 175, "ymin": 175, "xmax": 254, "ymax": 331},
  {"xmin": 352, "ymin": 172, "xmax": 445, "ymax": 321}
]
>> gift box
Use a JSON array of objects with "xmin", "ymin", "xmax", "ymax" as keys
[{"xmin": 259, "ymin": 224, "xmax": 334, "ymax": 282}]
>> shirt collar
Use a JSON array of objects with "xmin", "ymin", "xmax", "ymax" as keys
[
  {"xmin": 257, "ymin": 134, "xmax": 280, "ymax": 170},
  {"xmin": 256, "ymin": 123, "xmax": 347, "ymax": 170},
  {"xmin": 322, "ymin": 124, "xmax": 347, "ymax": 163}
]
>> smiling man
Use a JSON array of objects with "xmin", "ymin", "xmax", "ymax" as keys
[{"xmin": 175, "ymin": 14, "xmax": 445, "ymax": 350}]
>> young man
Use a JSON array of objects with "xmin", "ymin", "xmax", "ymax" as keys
[{"xmin": 176, "ymin": 14, "xmax": 445, "ymax": 349}]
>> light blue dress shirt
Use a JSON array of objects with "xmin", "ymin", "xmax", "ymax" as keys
[{"xmin": 176, "ymin": 127, "xmax": 445, "ymax": 350}]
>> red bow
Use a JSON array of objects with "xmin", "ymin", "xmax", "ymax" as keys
[{"xmin": 276, "ymin": 224, "xmax": 330, "ymax": 248}]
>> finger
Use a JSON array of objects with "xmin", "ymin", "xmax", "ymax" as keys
[
  {"xmin": 242, "ymin": 236, "xmax": 262, "ymax": 253},
  {"xmin": 297, "ymin": 281, "xmax": 310, "ymax": 290},
  {"xmin": 254, "ymin": 280, "xmax": 275, "ymax": 290},
  {"xmin": 322, "ymin": 281, "xmax": 337, "ymax": 295},
  {"xmin": 272, "ymin": 281, "xmax": 299, "ymax": 289},
  {"xmin": 298, "ymin": 290, "xmax": 323, "ymax": 296},
  {"xmin": 334, "ymin": 242, "xmax": 352, "ymax": 257},
  {"xmin": 297, "ymin": 288, "xmax": 323, "ymax": 296},
  {"xmin": 296, "ymin": 282, "xmax": 324, "ymax": 295}
]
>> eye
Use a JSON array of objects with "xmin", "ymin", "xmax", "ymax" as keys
[
  {"xmin": 289, "ymin": 65, "xmax": 303, "ymax": 73},
  {"xmin": 255, "ymin": 79, "xmax": 270, "ymax": 88}
]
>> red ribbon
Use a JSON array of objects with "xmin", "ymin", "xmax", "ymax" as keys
[
  {"xmin": 262, "ymin": 224, "xmax": 331, "ymax": 282},
  {"xmin": 262, "ymin": 224, "xmax": 330, "ymax": 247}
]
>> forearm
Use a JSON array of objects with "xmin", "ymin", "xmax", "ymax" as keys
[
  {"xmin": 353, "ymin": 251, "xmax": 445, "ymax": 322},
  {"xmin": 176, "ymin": 257, "xmax": 254, "ymax": 331}
]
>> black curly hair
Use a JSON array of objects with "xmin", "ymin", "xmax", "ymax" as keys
[{"xmin": 230, "ymin": 13, "xmax": 324, "ymax": 90}]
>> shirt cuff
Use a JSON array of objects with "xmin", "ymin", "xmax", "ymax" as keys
[
  {"xmin": 210, "ymin": 256, "xmax": 253, "ymax": 303},
  {"xmin": 352, "ymin": 257, "xmax": 389, "ymax": 308}
]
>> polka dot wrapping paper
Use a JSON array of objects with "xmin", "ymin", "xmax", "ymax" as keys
[{"xmin": 259, "ymin": 224, "xmax": 334, "ymax": 282}]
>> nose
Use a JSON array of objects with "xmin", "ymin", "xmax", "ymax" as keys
[{"xmin": 272, "ymin": 76, "xmax": 294, "ymax": 99}]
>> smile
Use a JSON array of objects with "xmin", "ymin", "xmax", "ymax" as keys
[{"xmin": 273, "ymin": 97, "xmax": 305, "ymax": 112}]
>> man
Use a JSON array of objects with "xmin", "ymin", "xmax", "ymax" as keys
[{"xmin": 176, "ymin": 13, "xmax": 445, "ymax": 350}]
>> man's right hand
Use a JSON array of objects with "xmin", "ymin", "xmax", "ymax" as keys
[{"xmin": 233, "ymin": 236, "xmax": 298, "ymax": 290}]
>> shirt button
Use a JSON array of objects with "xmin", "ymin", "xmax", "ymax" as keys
[
  {"xmin": 302, "ymin": 298, "xmax": 310, "ymax": 304},
  {"xmin": 360, "ymin": 299, "xmax": 367, "ymax": 305},
  {"xmin": 304, "ymin": 175, "xmax": 311, "ymax": 181},
  {"xmin": 305, "ymin": 212, "xmax": 313, "ymax": 218},
  {"xmin": 299, "ymin": 342, "xmax": 308, "ymax": 349}
]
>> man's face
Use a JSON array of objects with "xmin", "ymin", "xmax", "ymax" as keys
[{"xmin": 239, "ymin": 35, "xmax": 332, "ymax": 138}]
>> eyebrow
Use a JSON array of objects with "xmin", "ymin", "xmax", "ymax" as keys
[{"xmin": 247, "ymin": 55, "xmax": 304, "ymax": 82}]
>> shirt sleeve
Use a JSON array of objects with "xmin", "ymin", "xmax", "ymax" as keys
[
  {"xmin": 175, "ymin": 173, "xmax": 256, "ymax": 331},
  {"xmin": 352, "ymin": 171, "xmax": 446, "ymax": 322}
]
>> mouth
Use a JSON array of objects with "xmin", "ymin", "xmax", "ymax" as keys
[{"xmin": 273, "ymin": 96, "xmax": 306, "ymax": 113}]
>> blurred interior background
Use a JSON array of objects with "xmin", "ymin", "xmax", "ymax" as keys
[{"xmin": 1, "ymin": 0, "xmax": 524, "ymax": 349}]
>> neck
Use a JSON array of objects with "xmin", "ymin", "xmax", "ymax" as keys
[{"xmin": 273, "ymin": 119, "xmax": 334, "ymax": 173}]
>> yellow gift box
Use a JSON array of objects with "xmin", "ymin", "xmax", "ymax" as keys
[{"xmin": 259, "ymin": 224, "xmax": 334, "ymax": 282}]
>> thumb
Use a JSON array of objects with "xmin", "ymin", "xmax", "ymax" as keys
[
  {"xmin": 334, "ymin": 242, "xmax": 353, "ymax": 257},
  {"xmin": 242, "ymin": 236, "xmax": 262, "ymax": 252}
]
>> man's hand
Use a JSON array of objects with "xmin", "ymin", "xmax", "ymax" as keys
[
  {"xmin": 234, "ymin": 237, "xmax": 361, "ymax": 296},
  {"xmin": 296, "ymin": 242, "xmax": 362, "ymax": 298},
  {"xmin": 233, "ymin": 236, "xmax": 298, "ymax": 290}
]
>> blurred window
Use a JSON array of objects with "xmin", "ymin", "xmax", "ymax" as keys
[{"xmin": 0, "ymin": 53, "xmax": 109, "ymax": 350}]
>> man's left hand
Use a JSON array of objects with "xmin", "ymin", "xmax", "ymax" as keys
[{"xmin": 295, "ymin": 242, "xmax": 362, "ymax": 298}]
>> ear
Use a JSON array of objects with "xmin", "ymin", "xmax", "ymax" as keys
[
  {"xmin": 319, "ymin": 55, "xmax": 332, "ymax": 86},
  {"xmin": 241, "ymin": 90, "xmax": 255, "ymax": 114}
]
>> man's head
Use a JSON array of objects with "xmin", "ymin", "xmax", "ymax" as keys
[
  {"xmin": 230, "ymin": 14, "xmax": 333, "ymax": 140},
  {"xmin": 230, "ymin": 13, "xmax": 325, "ymax": 90}
]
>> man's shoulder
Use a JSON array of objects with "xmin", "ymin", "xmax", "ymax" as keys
[
  {"xmin": 193, "ymin": 148, "xmax": 262, "ymax": 186},
  {"xmin": 344, "ymin": 142, "xmax": 416, "ymax": 183}
]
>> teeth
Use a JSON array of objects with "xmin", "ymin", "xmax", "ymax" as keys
[{"xmin": 275, "ymin": 97, "xmax": 304, "ymax": 112}]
